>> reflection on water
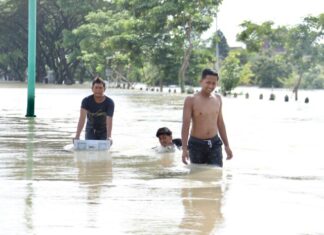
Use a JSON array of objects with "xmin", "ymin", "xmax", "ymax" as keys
[
  {"xmin": 26, "ymin": 118, "xmax": 35, "ymax": 180},
  {"xmin": 75, "ymin": 152, "xmax": 113, "ymax": 203},
  {"xmin": 0, "ymin": 86, "xmax": 324, "ymax": 234},
  {"xmin": 180, "ymin": 166, "xmax": 225, "ymax": 235},
  {"xmin": 24, "ymin": 182, "xmax": 34, "ymax": 233},
  {"xmin": 74, "ymin": 152, "xmax": 113, "ymax": 228},
  {"xmin": 24, "ymin": 119, "xmax": 35, "ymax": 233}
]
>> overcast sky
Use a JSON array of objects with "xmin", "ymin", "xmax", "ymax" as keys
[{"xmin": 209, "ymin": 0, "xmax": 323, "ymax": 47}]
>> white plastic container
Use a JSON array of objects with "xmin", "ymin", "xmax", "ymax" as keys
[{"xmin": 73, "ymin": 140, "xmax": 111, "ymax": 151}]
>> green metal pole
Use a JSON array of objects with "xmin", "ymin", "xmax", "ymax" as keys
[{"xmin": 26, "ymin": 0, "xmax": 37, "ymax": 117}]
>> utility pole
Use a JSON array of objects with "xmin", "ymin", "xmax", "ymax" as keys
[
  {"xmin": 26, "ymin": 0, "xmax": 37, "ymax": 117},
  {"xmin": 215, "ymin": 12, "xmax": 220, "ymax": 72}
]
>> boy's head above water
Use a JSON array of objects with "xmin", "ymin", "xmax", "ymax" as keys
[{"xmin": 156, "ymin": 127, "xmax": 173, "ymax": 147}]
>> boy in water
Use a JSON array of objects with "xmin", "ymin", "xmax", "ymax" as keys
[
  {"xmin": 156, "ymin": 127, "xmax": 182, "ymax": 149},
  {"xmin": 74, "ymin": 77, "xmax": 114, "ymax": 142},
  {"xmin": 181, "ymin": 69, "xmax": 233, "ymax": 166}
]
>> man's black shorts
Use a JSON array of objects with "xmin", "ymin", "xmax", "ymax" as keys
[{"xmin": 188, "ymin": 135, "xmax": 223, "ymax": 167}]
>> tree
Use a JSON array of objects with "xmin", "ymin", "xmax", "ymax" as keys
[
  {"xmin": 209, "ymin": 30, "xmax": 229, "ymax": 61},
  {"xmin": 0, "ymin": 0, "xmax": 110, "ymax": 83},
  {"xmin": 252, "ymin": 55, "xmax": 291, "ymax": 88},
  {"xmin": 71, "ymin": 8, "xmax": 149, "ymax": 86},
  {"xmin": 0, "ymin": 0, "xmax": 28, "ymax": 81},
  {"xmin": 237, "ymin": 15, "xmax": 324, "ymax": 92},
  {"xmin": 71, "ymin": 0, "xmax": 222, "ymax": 90},
  {"xmin": 239, "ymin": 62, "xmax": 253, "ymax": 85},
  {"xmin": 168, "ymin": 1, "xmax": 221, "ymax": 92},
  {"xmin": 219, "ymin": 51, "xmax": 241, "ymax": 93},
  {"xmin": 37, "ymin": 0, "xmax": 109, "ymax": 84},
  {"xmin": 237, "ymin": 21, "xmax": 287, "ymax": 56},
  {"xmin": 285, "ymin": 14, "xmax": 324, "ymax": 100},
  {"xmin": 300, "ymin": 66, "xmax": 324, "ymax": 89}
]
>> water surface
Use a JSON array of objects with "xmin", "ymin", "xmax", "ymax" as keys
[{"xmin": 0, "ymin": 85, "xmax": 323, "ymax": 235}]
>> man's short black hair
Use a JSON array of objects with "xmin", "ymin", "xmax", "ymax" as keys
[
  {"xmin": 156, "ymin": 127, "xmax": 172, "ymax": 137},
  {"xmin": 201, "ymin": 68, "xmax": 219, "ymax": 80},
  {"xmin": 92, "ymin": 76, "xmax": 106, "ymax": 88}
]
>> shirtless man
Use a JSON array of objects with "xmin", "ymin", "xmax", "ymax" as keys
[{"xmin": 181, "ymin": 68, "xmax": 233, "ymax": 166}]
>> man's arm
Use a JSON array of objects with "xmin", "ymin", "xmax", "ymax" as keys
[
  {"xmin": 217, "ymin": 97, "xmax": 233, "ymax": 160},
  {"xmin": 74, "ymin": 108, "xmax": 87, "ymax": 141},
  {"xmin": 181, "ymin": 96, "xmax": 192, "ymax": 164},
  {"xmin": 106, "ymin": 116, "xmax": 113, "ymax": 142}
]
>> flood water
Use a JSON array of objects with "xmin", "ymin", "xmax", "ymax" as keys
[{"xmin": 0, "ymin": 85, "xmax": 324, "ymax": 235}]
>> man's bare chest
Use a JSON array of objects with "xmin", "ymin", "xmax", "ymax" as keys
[{"xmin": 192, "ymin": 100, "xmax": 220, "ymax": 117}]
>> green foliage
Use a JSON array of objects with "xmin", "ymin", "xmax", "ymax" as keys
[
  {"xmin": 237, "ymin": 21, "xmax": 288, "ymax": 56},
  {"xmin": 187, "ymin": 47, "xmax": 215, "ymax": 86},
  {"xmin": 208, "ymin": 30, "xmax": 229, "ymax": 60},
  {"xmin": 251, "ymin": 56, "xmax": 291, "ymax": 88},
  {"xmin": 236, "ymin": 14, "xmax": 323, "ymax": 90},
  {"xmin": 71, "ymin": 0, "xmax": 222, "ymax": 88},
  {"xmin": 300, "ymin": 66, "xmax": 324, "ymax": 89},
  {"xmin": 1, "ymin": 0, "xmax": 322, "ymax": 91},
  {"xmin": 239, "ymin": 62, "xmax": 253, "ymax": 85},
  {"xmin": 0, "ymin": 0, "xmax": 111, "ymax": 83},
  {"xmin": 0, "ymin": 0, "xmax": 28, "ymax": 81},
  {"xmin": 71, "ymin": 9, "xmax": 143, "ymax": 81},
  {"xmin": 220, "ymin": 51, "xmax": 241, "ymax": 92},
  {"xmin": 283, "ymin": 14, "xmax": 324, "ymax": 96}
]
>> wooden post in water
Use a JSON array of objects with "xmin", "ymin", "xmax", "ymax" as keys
[{"xmin": 26, "ymin": 0, "xmax": 37, "ymax": 117}]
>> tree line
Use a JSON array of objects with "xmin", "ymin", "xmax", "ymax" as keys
[
  {"xmin": 221, "ymin": 16, "xmax": 324, "ymax": 100},
  {"xmin": 0, "ymin": 0, "xmax": 323, "ymax": 97}
]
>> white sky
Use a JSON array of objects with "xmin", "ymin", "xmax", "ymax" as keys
[{"xmin": 210, "ymin": 0, "xmax": 323, "ymax": 47}]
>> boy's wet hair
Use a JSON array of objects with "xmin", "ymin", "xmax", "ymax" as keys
[
  {"xmin": 156, "ymin": 127, "xmax": 172, "ymax": 137},
  {"xmin": 201, "ymin": 68, "xmax": 219, "ymax": 80},
  {"xmin": 92, "ymin": 76, "xmax": 106, "ymax": 88}
]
